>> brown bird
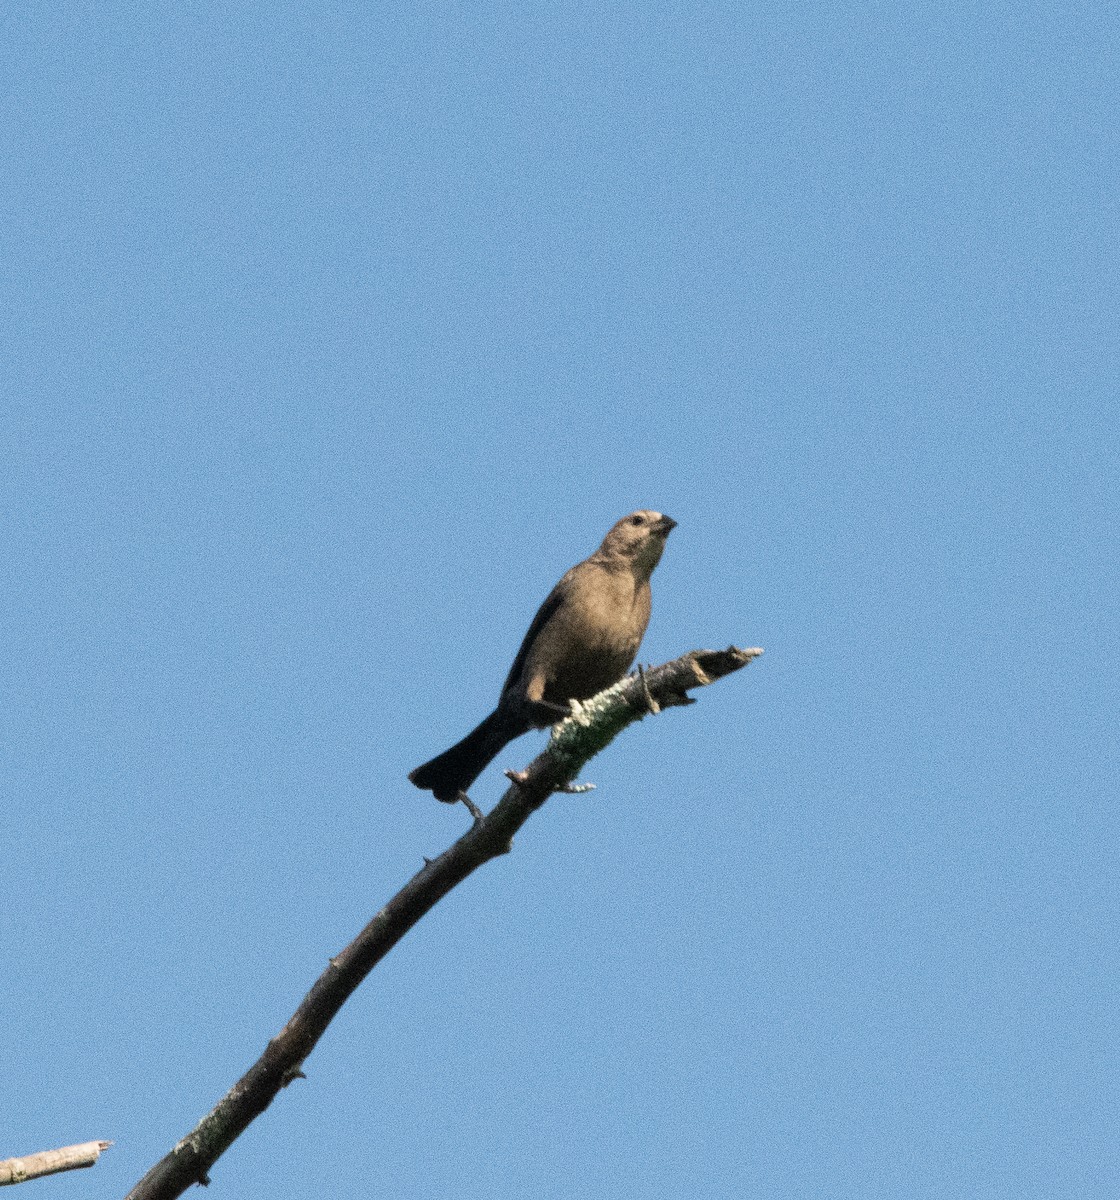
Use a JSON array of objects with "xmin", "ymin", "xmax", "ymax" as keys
[{"xmin": 409, "ymin": 510, "xmax": 677, "ymax": 806}]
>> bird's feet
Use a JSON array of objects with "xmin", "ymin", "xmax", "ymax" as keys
[
  {"xmin": 637, "ymin": 663, "xmax": 660, "ymax": 715},
  {"xmin": 454, "ymin": 790, "xmax": 485, "ymax": 823},
  {"xmin": 525, "ymin": 698, "xmax": 575, "ymax": 727}
]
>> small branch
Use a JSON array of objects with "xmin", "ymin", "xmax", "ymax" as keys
[
  {"xmin": 0, "ymin": 1141, "xmax": 112, "ymax": 1186},
  {"xmin": 126, "ymin": 645, "xmax": 762, "ymax": 1200}
]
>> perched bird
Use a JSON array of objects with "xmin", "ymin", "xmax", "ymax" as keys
[{"xmin": 409, "ymin": 510, "xmax": 676, "ymax": 806}]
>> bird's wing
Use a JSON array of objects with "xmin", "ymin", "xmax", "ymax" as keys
[{"xmin": 499, "ymin": 580, "xmax": 567, "ymax": 696}]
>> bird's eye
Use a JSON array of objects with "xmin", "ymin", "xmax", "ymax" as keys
[{"xmin": 630, "ymin": 515, "xmax": 644, "ymax": 526}]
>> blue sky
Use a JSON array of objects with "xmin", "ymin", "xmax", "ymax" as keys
[{"xmin": 3, "ymin": 2, "xmax": 1117, "ymax": 1197}]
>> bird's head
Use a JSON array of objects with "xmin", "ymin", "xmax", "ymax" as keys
[{"xmin": 597, "ymin": 510, "xmax": 677, "ymax": 579}]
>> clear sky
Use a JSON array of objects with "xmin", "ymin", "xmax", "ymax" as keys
[{"xmin": 3, "ymin": 2, "xmax": 1117, "ymax": 1197}]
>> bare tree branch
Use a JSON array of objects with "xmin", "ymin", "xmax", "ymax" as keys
[
  {"xmin": 126, "ymin": 646, "xmax": 762, "ymax": 1200},
  {"xmin": 0, "ymin": 1141, "xmax": 112, "ymax": 1186}
]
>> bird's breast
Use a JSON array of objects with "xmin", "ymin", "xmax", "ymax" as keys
[{"xmin": 535, "ymin": 569, "xmax": 652, "ymax": 704}]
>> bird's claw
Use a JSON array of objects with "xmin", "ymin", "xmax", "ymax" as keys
[
  {"xmin": 637, "ymin": 663, "xmax": 660, "ymax": 715},
  {"xmin": 455, "ymin": 791, "xmax": 485, "ymax": 823}
]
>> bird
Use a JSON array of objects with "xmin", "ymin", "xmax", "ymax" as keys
[{"xmin": 409, "ymin": 510, "xmax": 677, "ymax": 808}]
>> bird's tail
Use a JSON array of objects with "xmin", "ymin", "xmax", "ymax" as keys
[{"xmin": 408, "ymin": 708, "xmax": 520, "ymax": 803}]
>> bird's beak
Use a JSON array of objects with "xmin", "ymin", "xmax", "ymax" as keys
[{"xmin": 655, "ymin": 515, "xmax": 677, "ymax": 535}]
